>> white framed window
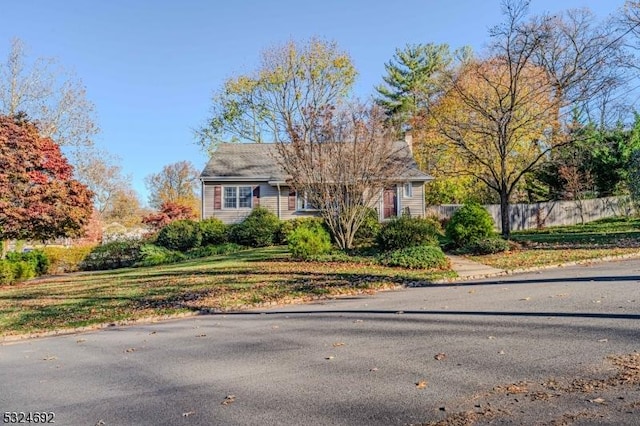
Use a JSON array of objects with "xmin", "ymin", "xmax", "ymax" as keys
[
  {"xmin": 403, "ymin": 182, "xmax": 413, "ymax": 198},
  {"xmin": 296, "ymin": 192, "xmax": 319, "ymax": 211},
  {"xmin": 223, "ymin": 186, "xmax": 252, "ymax": 209}
]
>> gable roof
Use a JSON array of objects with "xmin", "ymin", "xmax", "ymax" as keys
[{"xmin": 200, "ymin": 141, "xmax": 432, "ymax": 183}]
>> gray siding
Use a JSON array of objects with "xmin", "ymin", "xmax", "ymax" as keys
[{"xmin": 203, "ymin": 181, "xmax": 426, "ymax": 224}]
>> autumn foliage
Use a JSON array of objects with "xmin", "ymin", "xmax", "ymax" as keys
[
  {"xmin": 0, "ymin": 115, "xmax": 94, "ymax": 242},
  {"xmin": 142, "ymin": 201, "xmax": 197, "ymax": 231}
]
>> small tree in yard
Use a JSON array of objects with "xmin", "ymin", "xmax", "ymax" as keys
[
  {"xmin": 0, "ymin": 114, "xmax": 94, "ymax": 255},
  {"xmin": 142, "ymin": 201, "xmax": 197, "ymax": 232},
  {"xmin": 276, "ymin": 103, "xmax": 410, "ymax": 250}
]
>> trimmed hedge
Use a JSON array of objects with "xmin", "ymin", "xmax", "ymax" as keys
[
  {"xmin": 377, "ymin": 216, "xmax": 441, "ymax": 251},
  {"xmin": 288, "ymin": 225, "xmax": 333, "ymax": 259},
  {"xmin": 200, "ymin": 218, "xmax": 228, "ymax": 246},
  {"xmin": 42, "ymin": 246, "xmax": 94, "ymax": 274},
  {"xmin": 80, "ymin": 239, "xmax": 144, "ymax": 271},
  {"xmin": 466, "ymin": 237, "xmax": 510, "ymax": 255},
  {"xmin": 156, "ymin": 219, "xmax": 202, "ymax": 252},
  {"xmin": 230, "ymin": 207, "xmax": 281, "ymax": 247},
  {"xmin": 446, "ymin": 203, "xmax": 495, "ymax": 247},
  {"xmin": 379, "ymin": 245, "xmax": 448, "ymax": 270}
]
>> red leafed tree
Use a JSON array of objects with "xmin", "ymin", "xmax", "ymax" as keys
[
  {"xmin": 0, "ymin": 114, "xmax": 94, "ymax": 245},
  {"xmin": 142, "ymin": 201, "xmax": 197, "ymax": 231}
]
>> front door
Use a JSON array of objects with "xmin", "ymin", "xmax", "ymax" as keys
[{"xmin": 383, "ymin": 187, "xmax": 397, "ymax": 219}]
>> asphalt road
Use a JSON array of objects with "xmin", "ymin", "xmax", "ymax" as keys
[{"xmin": 1, "ymin": 259, "xmax": 640, "ymax": 425}]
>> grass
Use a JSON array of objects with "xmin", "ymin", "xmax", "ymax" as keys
[
  {"xmin": 468, "ymin": 216, "xmax": 640, "ymax": 270},
  {"xmin": 0, "ymin": 246, "xmax": 454, "ymax": 337}
]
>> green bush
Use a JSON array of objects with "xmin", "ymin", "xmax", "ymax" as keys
[
  {"xmin": 6, "ymin": 250, "xmax": 49, "ymax": 276},
  {"xmin": 199, "ymin": 218, "xmax": 228, "ymax": 245},
  {"xmin": 466, "ymin": 237, "xmax": 510, "ymax": 255},
  {"xmin": 377, "ymin": 216, "xmax": 441, "ymax": 251},
  {"xmin": 0, "ymin": 260, "xmax": 15, "ymax": 285},
  {"xmin": 186, "ymin": 243, "xmax": 244, "ymax": 258},
  {"xmin": 278, "ymin": 217, "xmax": 327, "ymax": 243},
  {"xmin": 446, "ymin": 203, "xmax": 495, "ymax": 247},
  {"xmin": 80, "ymin": 239, "xmax": 144, "ymax": 271},
  {"xmin": 379, "ymin": 245, "xmax": 448, "ymax": 269},
  {"xmin": 354, "ymin": 208, "xmax": 381, "ymax": 243},
  {"xmin": 230, "ymin": 207, "xmax": 281, "ymax": 247},
  {"xmin": 288, "ymin": 225, "xmax": 333, "ymax": 259},
  {"xmin": 41, "ymin": 246, "xmax": 94, "ymax": 274},
  {"xmin": 12, "ymin": 261, "xmax": 36, "ymax": 281},
  {"xmin": 156, "ymin": 219, "xmax": 203, "ymax": 252},
  {"xmin": 135, "ymin": 244, "xmax": 186, "ymax": 267}
]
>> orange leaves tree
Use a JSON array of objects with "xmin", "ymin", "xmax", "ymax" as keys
[
  {"xmin": 0, "ymin": 114, "xmax": 94, "ymax": 245},
  {"xmin": 428, "ymin": 54, "xmax": 557, "ymax": 236}
]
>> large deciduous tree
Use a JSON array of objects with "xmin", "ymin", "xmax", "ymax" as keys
[
  {"xmin": 0, "ymin": 114, "xmax": 94, "ymax": 248},
  {"xmin": 275, "ymin": 103, "xmax": 410, "ymax": 250},
  {"xmin": 0, "ymin": 38, "xmax": 98, "ymax": 148},
  {"xmin": 197, "ymin": 38, "xmax": 356, "ymax": 150},
  {"xmin": 145, "ymin": 160, "xmax": 200, "ymax": 213}
]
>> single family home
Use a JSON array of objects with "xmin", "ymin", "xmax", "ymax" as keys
[{"xmin": 199, "ymin": 137, "xmax": 432, "ymax": 224}]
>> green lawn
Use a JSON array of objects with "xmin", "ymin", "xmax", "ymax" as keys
[
  {"xmin": 468, "ymin": 216, "xmax": 640, "ymax": 270},
  {"xmin": 0, "ymin": 247, "xmax": 454, "ymax": 337}
]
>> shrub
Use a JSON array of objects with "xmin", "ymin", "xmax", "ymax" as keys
[
  {"xmin": 156, "ymin": 219, "xmax": 202, "ymax": 252},
  {"xmin": 135, "ymin": 244, "xmax": 186, "ymax": 267},
  {"xmin": 6, "ymin": 249, "xmax": 49, "ymax": 276},
  {"xmin": 199, "ymin": 218, "xmax": 228, "ymax": 245},
  {"xmin": 446, "ymin": 203, "xmax": 495, "ymax": 247},
  {"xmin": 288, "ymin": 225, "xmax": 333, "ymax": 259},
  {"xmin": 377, "ymin": 216, "xmax": 441, "ymax": 251},
  {"xmin": 379, "ymin": 245, "xmax": 448, "ymax": 269},
  {"xmin": 230, "ymin": 207, "xmax": 281, "ymax": 247},
  {"xmin": 12, "ymin": 261, "xmax": 36, "ymax": 281},
  {"xmin": 186, "ymin": 243, "xmax": 244, "ymax": 258},
  {"xmin": 41, "ymin": 246, "xmax": 94, "ymax": 274},
  {"xmin": 80, "ymin": 239, "xmax": 144, "ymax": 271},
  {"xmin": 354, "ymin": 208, "xmax": 381, "ymax": 243},
  {"xmin": 0, "ymin": 260, "xmax": 15, "ymax": 285},
  {"xmin": 278, "ymin": 217, "xmax": 326, "ymax": 243},
  {"xmin": 466, "ymin": 237, "xmax": 510, "ymax": 255}
]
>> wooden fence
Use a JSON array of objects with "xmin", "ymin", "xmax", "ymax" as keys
[{"xmin": 425, "ymin": 196, "xmax": 634, "ymax": 232}]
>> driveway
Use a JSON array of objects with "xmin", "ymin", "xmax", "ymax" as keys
[{"xmin": 1, "ymin": 258, "xmax": 639, "ymax": 425}]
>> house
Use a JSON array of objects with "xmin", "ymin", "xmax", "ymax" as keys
[{"xmin": 199, "ymin": 137, "xmax": 433, "ymax": 224}]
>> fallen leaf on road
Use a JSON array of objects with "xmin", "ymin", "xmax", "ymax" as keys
[
  {"xmin": 468, "ymin": 290, "xmax": 475, "ymax": 294},
  {"xmin": 598, "ymin": 339, "xmax": 608, "ymax": 343},
  {"xmin": 325, "ymin": 356, "xmax": 335, "ymax": 360},
  {"xmin": 182, "ymin": 411, "xmax": 195, "ymax": 417},
  {"xmin": 589, "ymin": 397, "xmax": 606, "ymax": 404},
  {"xmin": 369, "ymin": 368, "xmax": 378, "ymax": 372},
  {"xmin": 124, "ymin": 348, "xmax": 136, "ymax": 353},
  {"xmin": 149, "ymin": 331, "xmax": 157, "ymax": 335},
  {"xmin": 196, "ymin": 334, "xmax": 207, "ymax": 338},
  {"xmin": 498, "ymin": 350, "xmax": 505, "ymax": 355},
  {"xmin": 332, "ymin": 342, "xmax": 345, "ymax": 347},
  {"xmin": 42, "ymin": 356, "xmax": 57, "ymax": 361},
  {"xmin": 520, "ymin": 297, "xmax": 531, "ymax": 301},
  {"xmin": 95, "ymin": 420, "xmax": 105, "ymax": 426},
  {"xmin": 434, "ymin": 353, "xmax": 447, "ymax": 361},
  {"xmin": 488, "ymin": 336, "xmax": 496, "ymax": 340},
  {"xmin": 76, "ymin": 339, "xmax": 86, "ymax": 343},
  {"xmin": 221, "ymin": 395, "xmax": 236, "ymax": 405},
  {"xmin": 416, "ymin": 380, "xmax": 428, "ymax": 389}
]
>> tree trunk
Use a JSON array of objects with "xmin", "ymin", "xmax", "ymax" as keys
[{"xmin": 500, "ymin": 189, "xmax": 511, "ymax": 239}]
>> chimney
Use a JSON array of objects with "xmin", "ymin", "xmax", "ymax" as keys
[{"xmin": 404, "ymin": 132, "xmax": 413, "ymax": 155}]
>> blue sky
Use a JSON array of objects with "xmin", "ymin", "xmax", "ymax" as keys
[{"xmin": 0, "ymin": 0, "xmax": 621, "ymax": 205}]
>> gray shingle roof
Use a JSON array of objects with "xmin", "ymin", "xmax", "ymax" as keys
[{"xmin": 200, "ymin": 141, "xmax": 432, "ymax": 182}]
